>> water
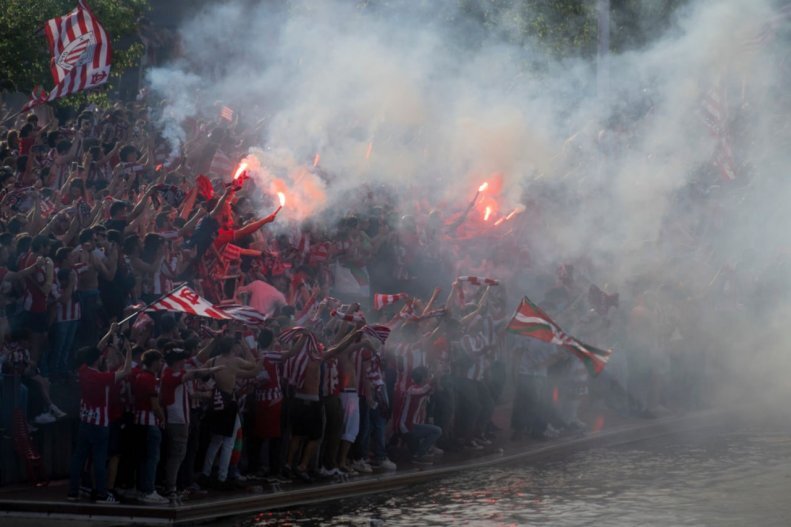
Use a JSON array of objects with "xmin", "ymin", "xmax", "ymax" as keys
[{"xmin": 243, "ymin": 426, "xmax": 791, "ymax": 526}]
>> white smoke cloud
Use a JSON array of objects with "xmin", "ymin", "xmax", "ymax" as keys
[{"xmin": 146, "ymin": 0, "xmax": 791, "ymax": 394}]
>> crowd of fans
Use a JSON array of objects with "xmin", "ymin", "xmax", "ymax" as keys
[{"xmin": 0, "ymin": 92, "xmax": 694, "ymax": 506}]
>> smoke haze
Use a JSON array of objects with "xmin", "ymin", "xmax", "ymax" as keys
[{"xmin": 147, "ymin": 0, "xmax": 791, "ymax": 398}]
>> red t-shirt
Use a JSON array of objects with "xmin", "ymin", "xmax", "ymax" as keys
[
  {"xmin": 78, "ymin": 364, "xmax": 115, "ymax": 427},
  {"xmin": 132, "ymin": 369, "xmax": 160, "ymax": 426}
]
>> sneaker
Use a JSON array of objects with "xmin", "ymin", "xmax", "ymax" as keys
[
  {"xmin": 139, "ymin": 491, "xmax": 169, "ymax": 505},
  {"xmin": 373, "ymin": 458, "xmax": 397, "ymax": 471},
  {"xmin": 351, "ymin": 459, "xmax": 373, "ymax": 473},
  {"xmin": 78, "ymin": 485, "xmax": 92, "ymax": 499},
  {"xmin": 318, "ymin": 466, "xmax": 336, "ymax": 478},
  {"xmin": 96, "ymin": 494, "xmax": 119, "ymax": 504},
  {"xmin": 34, "ymin": 412, "xmax": 56, "ymax": 425},
  {"xmin": 26, "ymin": 423, "xmax": 38, "ymax": 433},
  {"xmin": 183, "ymin": 483, "xmax": 207, "ymax": 498},
  {"xmin": 66, "ymin": 493, "xmax": 79, "ymax": 502},
  {"xmin": 167, "ymin": 492, "xmax": 182, "ymax": 505},
  {"xmin": 476, "ymin": 436, "xmax": 492, "ymax": 446},
  {"xmin": 293, "ymin": 469, "xmax": 313, "ymax": 483},
  {"xmin": 50, "ymin": 404, "xmax": 67, "ymax": 419},
  {"xmin": 429, "ymin": 446, "xmax": 444, "ymax": 456},
  {"xmin": 339, "ymin": 465, "xmax": 359, "ymax": 477},
  {"xmin": 463, "ymin": 440, "xmax": 484, "ymax": 451},
  {"xmin": 411, "ymin": 455, "xmax": 434, "ymax": 466}
]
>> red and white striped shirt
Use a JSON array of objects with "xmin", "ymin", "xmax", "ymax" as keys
[
  {"xmin": 132, "ymin": 369, "xmax": 160, "ymax": 426},
  {"xmin": 255, "ymin": 351, "xmax": 284, "ymax": 403},
  {"xmin": 78, "ymin": 364, "xmax": 115, "ymax": 427},
  {"xmin": 161, "ymin": 366, "xmax": 190, "ymax": 425},
  {"xmin": 398, "ymin": 382, "xmax": 432, "ymax": 433},
  {"xmin": 51, "ymin": 280, "xmax": 81, "ymax": 322}
]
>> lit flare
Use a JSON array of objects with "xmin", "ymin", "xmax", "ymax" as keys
[
  {"xmin": 478, "ymin": 182, "xmax": 489, "ymax": 193},
  {"xmin": 232, "ymin": 161, "xmax": 248, "ymax": 181},
  {"xmin": 484, "ymin": 206, "xmax": 492, "ymax": 221},
  {"xmin": 278, "ymin": 192, "xmax": 286, "ymax": 207}
]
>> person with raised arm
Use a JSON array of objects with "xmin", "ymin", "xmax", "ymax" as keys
[{"xmin": 67, "ymin": 323, "xmax": 132, "ymax": 504}]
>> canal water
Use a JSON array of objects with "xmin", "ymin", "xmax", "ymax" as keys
[{"xmin": 245, "ymin": 423, "xmax": 791, "ymax": 526}]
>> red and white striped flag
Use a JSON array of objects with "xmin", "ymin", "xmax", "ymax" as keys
[
  {"xmin": 208, "ymin": 149, "xmax": 233, "ymax": 178},
  {"xmin": 373, "ymin": 293, "xmax": 407, "ymax": 311},
  {"xmin": 215, "ymin": 304, "xmax": 268, "ymax": 325},
  {"xmin": 457, "ymin": 276, "xmax": 500, "ymax": 286},
  {"xmin": 146, "ymin": 285, "xmax": 231, "ymax": 320},
  {"xmin": 220, "ymin": 106, "xmax": 234, "ymax": 122},
  {"xmin": 23, "ymin": 0, "xmax": 112, "ymax": 112}
]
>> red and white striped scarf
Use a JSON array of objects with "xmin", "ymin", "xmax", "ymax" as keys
[
  {"xmin": 330, "ymin": 308, "xmax": 367, "ymax": 325},
  {"xmin": 373, "ymin": 293, "xmax": 407, "ymax": 311}
]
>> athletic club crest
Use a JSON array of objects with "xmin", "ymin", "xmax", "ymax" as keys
[{"xmin": 56, "ymin": 31, "xmax": 96, "ymax": 72}]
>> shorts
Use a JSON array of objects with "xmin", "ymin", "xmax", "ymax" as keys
[
  {"xmin": 25, "ymin": 311, "xmax": 49, "ymax": 333},
  {"xmin": 288, "ymin": 398, "xmax": 322, "ymax": 440},
  {"xmin": 340, "ymin": 391, "xmax": 360, "ymax": 443},
  {"xmin": 253, "ymin": 399, "xmax": 282, "ymax": 439}
]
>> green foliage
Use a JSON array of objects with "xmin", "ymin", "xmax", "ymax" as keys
[
  {"xmin": 455, "ymin": 0, "xmax": 689, "ymax": 59},
  {"xmin": 0, "ymin": 0, "xmax": 149, "ymax": 105}
]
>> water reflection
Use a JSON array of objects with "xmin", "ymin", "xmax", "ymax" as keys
[{"xmin": 242, "ymin": 429, "xmax": 791, "ymax": 526}]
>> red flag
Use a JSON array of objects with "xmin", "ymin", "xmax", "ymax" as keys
[
  {"xmin": 23, "ymin": 1, "xmax": 112, "ymax": 112},
  {"xmin": 507, "ymin": 296, "xmax": 612, "ymax": 376},
  {"xmin": 146, "ymin": 285, "xmax": 231, "ymax": 320},
  {"xmin": 196, "ymin": 174, "xmax": 214, "ymax": 200}
]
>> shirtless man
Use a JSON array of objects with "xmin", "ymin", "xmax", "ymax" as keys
[
  {"xmin": 198, "ymin": 335, "xmax": 260, "ymax": 486},
  {"xmin": 282, "ymin": 327, "xmax": 361, "ymax": 482},
  {"xmin": 324, "ymin": 325, "xmax": 371, "ymax": 475},
  {"xmin": 74, "ymin": 228, "xmax": 116, "ymax": 346}
]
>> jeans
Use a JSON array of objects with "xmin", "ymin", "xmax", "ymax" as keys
[
  {"xmin": 202, "ymin": 416, "xmax": 240, "ymax": 482},
  {"xmin": 50, "ymin": 320, "xmax": 79, "ymax": 375},
  {"xmin": 352, "ymin": 396, "xmax": 370, "ymax": 459},
  {"xmin": 138, "ymin": 425, "xmax": 162, "ymax": 494},
  {"xmin": 407, "ymin": 424, "xmax": 442, "ymax": 457},
  {"xmin": 69, "ymin": 423, "xmax": 110, "ymax": 498},
  {"xmin": 321, "ymin": 396, "xmax": 342, "ymax": 470},
  {"xmin": 165, "ymin": 423, "xmax": 189, "ymax": 493},
  {"xmin": 368, "ymin": 406, "xmax": 387, "ymax": 462},
  {"xmin": 0, "ymin": 375, "xmax": 28, "ymax": 430}
]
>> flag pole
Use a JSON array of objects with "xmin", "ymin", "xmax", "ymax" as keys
[{"xmin": 118, "ymin": 282, "xmax": 187, "ymax": 326}]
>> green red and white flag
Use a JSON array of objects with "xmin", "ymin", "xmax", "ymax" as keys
[{"xmin": 507, "ymin": 296, "xmax": 612, "ymax": 376}]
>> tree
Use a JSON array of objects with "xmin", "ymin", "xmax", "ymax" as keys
[{"xmin": 0, "ymin": 0, "xmax": 149, "ymax": 102}]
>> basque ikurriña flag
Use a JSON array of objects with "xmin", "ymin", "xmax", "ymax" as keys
[
  {"xmin": 507, "ymin": 296, "xmax": 612, "ymax": 376},
  {"xmin": 23, "ymin": 0, "xmax": 112, "ymax": 111}
]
